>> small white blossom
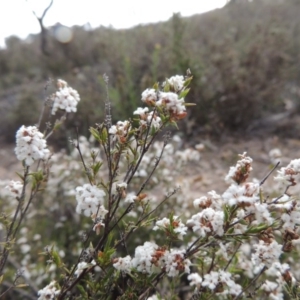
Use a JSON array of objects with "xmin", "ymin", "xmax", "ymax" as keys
[
  {"xmin": 274, "ymin": 158, "xmax": 300, "ymax": 187},
  {"xmin": 188, "ymin": 273, "xmax": 203, "ymax": 286},
  {"xmin": 153, "ymin": 216, "xmax": 187, "ymax": 239},
  {"xmin": 141, "ymin": 88, "xmax": 157, "ymax": 105},
  {"xmin": 131, "ymin": 242, "xmax": 158, "ymax": 274},
  {"xmin": 133, "ymin": 107, "xmax": 149, "ymax": 116},
  {"xmin": 222, "ymin": 182, "xmax": 259, "ymax": 206},
  {"xmin": 269, "ymin": 148, "xmax": 282, "ymax": 165},
  {"xmin": 37, "ymin": 281, "xmax": 60, "ymax": 300},
  {"xmin": 156, "ymin": 92, "xmax": 187, "ymax": 120},
  {"xmin": 75, "ymin": 184, "xmax": 106, "ymax": 217},
  {"xmin": 51, "ymin": 79, "xmax": 80, "ymax": 115},
  {"xmin": 117, "ymin": 182, "xmax": 128, "ymax": 189},
  {"xmin": 164, "ymin": 75, "xmax": 185, "ymax": 92},
  {"xmin": 281, "ymin": 210, "xmax": 300, "ymax": 230},
  {"xmin": 163, "ymin": 249, "xmax": 191, "ymax": 277},
  {"xmin": 74, "ymin": 261, "xmax": 96, "ymax": 277},
  {"xmin": 187, "ymin": 208, "xmax": 224, "ymax": 237},
  {"xmin": 5, "ymin": 180, "xmax": 23, "ymax": 198},
  {"xmin": 202, "ymin": 271, "xmax": 219, "ymax": 290},
  {"xmin": 113, "ymin": 255, "xmax": 132, "ymax": 273},
  {"xmin": 225, "ymin": 152, "xmax": 253, "ymax": 184},
  {"xmin": 15, "ymin": 125, "xmax": 50, "ymax": 166},
  {"xmin": 125, "ymin": 193, "xmax": 137, "ymax": 203},
  {"xmin": 109, "ymin": 120, "xmax": 131, "ymax": 143},
  {"xmin": 252, "ymin": 240, "xmax": 282, "ymax": 268},
  {"xmin": 147, "ymin": 295, "xmax": 161, "ymax": 300},
  {"xmin": 261, "ymin": 280, "xmax": 284, "ymax": 300},
  {"xmin": 147, "ymin": 111, "xmax": 162, "ymax": 129}
]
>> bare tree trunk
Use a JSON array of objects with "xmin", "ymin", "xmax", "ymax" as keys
[{"xmin": 26, "ymin": 0, "xmax": 54, "ymax": 56}]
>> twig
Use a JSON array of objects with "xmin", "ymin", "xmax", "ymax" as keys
[
  {"xmin": 260, "ymin": 161, "xmax": 280, "ymax": 186},
  {"xmin": 233, "ymin": 266, "xmax": 267, "ymax": 300}
]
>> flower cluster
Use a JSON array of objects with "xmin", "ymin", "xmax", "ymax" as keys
[
  {"xmin": 200, "ymin": 270, "xmax": 242, "ymax": 296},
  {"xmin": 225, "ymin": 152, "xmax": 253, "ymax": 184},
  {"xmin": 187, "ymin": 207, "xmax": 224, "ymax": 237},
  {"xmin": 134, "ymin": 107, "xmax": 162, "ymax": 130},
  {"xmin": 37, "ymin": 281, "xmax": 60, "ymax": 300},
  {"xmin": 163, "ymin": 75, "xmax": 185, "ymax": 92},
  {"xmin": 274, "ymin": 158, "xmax": 300, "ymax": 187},
  {"xmin": 141, "ymin": 75, "xmax": 190, "ymax": 121},
  {"xmin": 113, "ymin": 241, "xmax": 191, "ymax": 277},
  {"xmin": 51, "ymin": 79, "xmax": 80, "ymax": 115},
  {"xmin": 75, "ymin": 183, "xmax": 107, "ymax": 217},
  {"xmin": 109, "ymin": 120, "xmax": 131, "ymax": 143},
  {"xmin": 15, "ymin": 125, "xmax": 50, "ymax": 166},
  {"xmin": 153, "ymin": 215, "xmax": 187, "ymax": 240},
  {"xmin": 5, "ymin": 180, "xmax": 23, "ymax": 199}
]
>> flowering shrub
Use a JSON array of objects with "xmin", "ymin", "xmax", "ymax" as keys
[{"xmin": 1, "ymin": 73, "xmax": 300, "ymax": 300}]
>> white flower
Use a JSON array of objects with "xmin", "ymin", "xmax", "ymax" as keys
[
  {"xmin": 246, "ymin": 202, "xmax": 274, "ymax": 225},
  {"xmin": 5, "ymin": 180, "xmax": 23, "ymax": 199},
  {"xmin": 164, "ymin": 75, "xmax": 185, "ymax": 92},
  {"xmin": 37, "ymin": 281, "xmax": 60, "ymax": 300},
  {"xmin": 141, "ymin": 88, "xmax": 157, "ymax": 105},
  {"xmin": 117, "ymin": 182, "xmax": 128, "ymax": 189},
  {"xmin": 193, "ymin": 191, "xmax": 223, "ymax": 211},
  {"xmin": 131, "ymin": 242, "xmax": 158, "ymax": 274},
  {"xmin": 261, "ymin": 280, "xmax": 284, "ymax": 300},
  {"xmin": 202, "ymin": 271, "xmax": 219, "ymax": 290},
  {"xmin": 147, "ymin": 111, "xmax": 162, "ymax": 129},
  {"xmin": 109, "ymin": 120, "xmax": 131, "ymax": 143},
  {"xmin": 274, "ymin": 158, "xmax": 300, "ymax": 187},
  {"xmin": 163, "ymin": 249, "xmax": 191, "ymax": 277},
  {"xmin": 281, "ymin": 210, "xmax": 300, "ymax": 229},
  {"xmin": 113, "ymin": 255, "xmax": 132, "ymax": 273},
  {"xmin": 269, "ymin": 148, "xmax": 282, "ymax": 165},
  {"xmin": 188, "ymin": 273, "xmax": 203, "ymax": 286},
  {"xmin": 133, "ymin": 107, "xmax": 149, "ymax": 116},
  {"xmin": 187, "ymin": 208, "xmax": 224, "ymax": 237},
  {"xmin": 153, "ymin": 216, "xmax": 187, "ymax": 239},
  {"xmin": 225, "ymin": 152, "xmax": 253, "ymax": 184},
  {"xmin": 222, "ymin": 182, "xmax": 259, "ymax": 206},
  {"xmin": 252, "ymin": 240, "xmax": 282, "ymax": 268},
  {"xmin": 51, "ymin": 79, "xmax": 80, "ymax": 115},
  {"xmin": 147, "ymin": 295, "xmax": 160, "ymax": 300},
  {"xmin": 15, "ymin": 125, "xmax": 50, "ymax": 166},
  {"xmin": 75, "ymin": 184, "xmax": 106, "ymax": 217},
  {"xmin": 74, "ymin": 261, "xmax": 95, "ymax": 277},
  {"xmin": 156, "ymin": 92, "xmax": 187, "ymax": 120},
  {"xmin": 125, "ymin": 193, "xmax": 137, "ymax": 203}
]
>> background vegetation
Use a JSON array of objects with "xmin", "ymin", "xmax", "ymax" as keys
[{"xmin": 1, "ymin": 0, "xmax": 300, "ymax": 145}]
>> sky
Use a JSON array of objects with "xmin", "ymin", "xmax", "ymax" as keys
[{"xmin": 0, "ymin": 0, "xmax": 227, "ymax": 48}]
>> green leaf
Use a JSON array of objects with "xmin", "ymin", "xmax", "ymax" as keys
[
  {"xmin": 89, "ymin": 126, "xmax": 101, "ymax": 142},
  {"xmin": 163, "ymin": 81, "xmax": 170, "ymax": 92},
  {"xmin": 92, "ymin": 161, "xmax": 103, "ymax": 176},
  {"xmin": 184, "ymin": 76, "xmax": 193, "ymax": 87},
  {"xmin": 169, "ymin": 121, "xmax": 179, "ymax": 130},
  {"xmin": 179, "ymin": 88, "xmax": 190, "ymax": 99},
  {"xmin": 246, "ymin": 224, "xmax": 269, "ymax": 234},
  {"xmin": 100, "ymin": 127, "xmax": 108, "ymax": 143},
  {"xmin": 15, "ymin": 172, "xmax": 25, "ymax": 182},
  {"xmin": 77, "ymin": 285, "xmax": 89, "ymax": 298},
  {"xmin": 183, "ymin": 102, "xmax": 196, "ymax": 107},
  {"xmin": 52, "ymin": 250, "xmax": 62, "ymax": 268},
  {"xmin": 153, "ymin": 82, "xmax": 159, "ymax": 91},
  {"xmin": 15, "ymin": 284, "xmax": 28, "ymax": 288}
]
